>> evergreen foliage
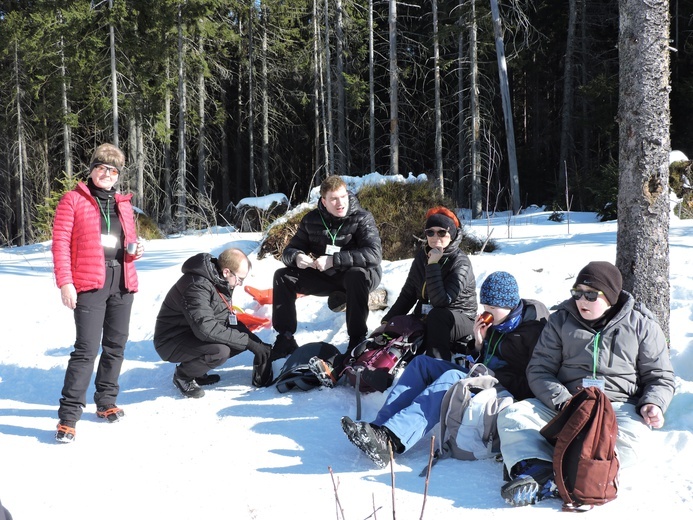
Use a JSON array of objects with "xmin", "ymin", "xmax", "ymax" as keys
[{"xmin": 0, "ymin": 0, "xmax": 689, "ymax": 247}]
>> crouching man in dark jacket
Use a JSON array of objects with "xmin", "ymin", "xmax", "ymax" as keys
[{"xmin": 154, "ymin": 248, "xmax": 272, "ymax": 397}]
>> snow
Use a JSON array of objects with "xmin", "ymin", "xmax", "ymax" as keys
[
  {"xmin": 1, "ymin": 175, "xmax": 692, "ymax": 519},
  {"xmin": 670, "ymin": 149, "xmax": 689, "ymax": 163}
]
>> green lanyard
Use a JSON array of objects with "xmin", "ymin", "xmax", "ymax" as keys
[
  {"xmin": 96, "ymin": 198, "xmax": 111, "ymax": 234},
  {"xmin": 483, "ymin": 329, "xmax": 503, "ymax": 365},
  {"xmin": 319, "ymin": 213, "xmax": 343, "ymax": 245},
  {"xmin": 591, "ymin": 331, "xmax": 601, "ymax": 378}
]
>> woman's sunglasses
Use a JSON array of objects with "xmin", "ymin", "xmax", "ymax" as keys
[
  {"xmin": 425, "ymin": 229, "xmax": 449, "ymax": 238},
  {"xmin": 570, "ymin": 288, "xmax": 604, "ymax": 302}
]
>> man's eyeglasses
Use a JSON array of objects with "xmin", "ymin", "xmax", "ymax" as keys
[
  {"xmin": 425, "ymin": 228, "xmax": 449, "ymax": 238},
  {"xmin": 570, "ymin": 288, "xmax": 604, "ymax": 302},
  {"xmin": 229, "ymin": 271, "xmax": 245, "ymax": 285},
  {"xmin": 93, "ymin": 163, "xmax": 120, "ymax": 177}
]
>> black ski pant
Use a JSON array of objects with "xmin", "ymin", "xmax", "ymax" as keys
[
  {"xmin": 424, "ymin": 307, "xmax": 474, "ymax": 361},
  {"xmin": 157, "ymin": 335, "xmax": 241, "ymax": 381},
  {"xmin": 272, "ymin": 266, "xmax": 380, "ymax": 344},
  {"xmin": 58, "ymin": 262, "xmax": 134, "ymax": 422}
]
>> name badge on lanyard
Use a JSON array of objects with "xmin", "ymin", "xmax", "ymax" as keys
[
  {"xmin": 582, "ymin": 377, "xmax": 605, "ymax": 391},
  {"xmin": 101, "ymin": 234, "xmax": 117, "ymax": 248},
  {"xmin": 421, "ymin": 303, "xmax": 433, "ymax": 315},
  {"xmin": 228, "ymin": 313, "xmax": 238, "ymax": 326},
  {"xmin": 325, "ymin": 244, "xmax": 341, "ymax": 255}
]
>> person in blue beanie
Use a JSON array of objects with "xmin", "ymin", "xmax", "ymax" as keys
[{"xmin": 340, "ymin": 271, "xmax": 549, "ymax": 468}]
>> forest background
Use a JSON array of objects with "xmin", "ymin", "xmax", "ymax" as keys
[{"xmin": 1, "ymin": 0, "xmax": 691, "ymax": 246}]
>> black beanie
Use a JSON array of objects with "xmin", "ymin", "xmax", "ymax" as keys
[
  {"xmin": 575, "ymin": 261, "xmax": 622, "ymax": 305},
  {"xmin": 425, "ymin": 213, "xmax": 457, "ymax": 241}
]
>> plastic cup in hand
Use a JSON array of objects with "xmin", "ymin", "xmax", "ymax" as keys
[{"xmin": 127, "ymin": 242, "xmax": 138, "ymax": 255}]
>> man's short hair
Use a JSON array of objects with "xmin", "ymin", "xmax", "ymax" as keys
[
  {"xmin": 217, "ymin": 248, "xmax": 251, "ymax": 272},
  {"xmin": 90, "ymin": 143, "xmax": 125, "ymax": 170},
  {"xmin": 320, "ymin": 175, "xmax": 347, "ymax": 198}
]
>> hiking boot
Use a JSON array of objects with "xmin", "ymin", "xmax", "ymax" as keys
[
  {"xmin": 173, "ymin": 373, "xmax": 205, "ymax": 398},
  {"xmin": 55, "ymin": 420, "xmax": 76, "ymax": 443},
  {"xmin": 194, "ymin": 373, "xmax": 221, "ymax": 386},
  {"xmin": 271, "ymin": 333, "xmax": 298, "ymax": 361},
  {"xmin": 500, "ymin": 459, "xmax": 557, "ymax": 507},
  {"xmin": 96, "ymin": 405, "xmax": 125, "ymax": 423},
  {"xmin": 327, "ymin": 291, "xmax": 347, "ymax": 312},
  {"xmin": 308, "ymin": 356, "xmax": 337, "ymax": 388},
  {"xmin": 340, "ymin": 416, "xmax": 392, "ymax": 468}
]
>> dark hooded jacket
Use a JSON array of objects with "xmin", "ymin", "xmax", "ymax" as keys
[
  {"xmin": 466, "ymin": 298, "xmax": 550, "ymax": 400},
  {"xmin": 382, "ymin": 230, "xmax": 477, "ymax": 322},
  {"xmin": 281, "ymin": 192, "xmax": 382, "ymax": 282},
  {"xmin": 154, "ymin": 253, "xmax": 258, "ymax": 355}
]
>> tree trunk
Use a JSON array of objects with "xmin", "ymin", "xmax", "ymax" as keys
[
  {"xmin": 261, "ymin": 5, "xmax": 270, "ymax": 195},
  {"xmin": 490, "ymin": 0, "xmax": 521, "ymax": 214},
  {"xmin": 197, "ymin": 33, "xmax": 207, "ymax": 197},
  {"xmin": 313, "ymin": 0, "xmax": 322, "ymax": 183},
  {"xmin": 335, "ymin": 0, "xmax": 347, "ymax": 175},
  {"xmin": 389, "ymin": 0, "xmax": 399, "ymax": 176},
  {"xmin": 109, "ymin": 0, "xmax": 119, "ymax": 147},
  {"xmin": 470, "ymin": 0, "xmax": 481, "ymax": 218},
  {"xmin": 236, "ymin": 18, "xmax": 244, "ymax": 202},
  {"xmin": 324, "ymin": 0, "xmax": 334, "ymax": 176},
  {"xmin": 59, "ymin": 31, "xmax": 72, "ymax": 180},
  {"xmin": 368, "ymin": 0, "xmax": 375, "ymax": 174},
  {"xmin": 616, "ymin": 0, "xmax": 671, "ymax": 337},
  {"xmin": 456, "ymin": 7, "xmax": 466, "ymax": 206},
  {"xmin": 558, "ymin": 0, "xmax": 577, "ymax": 197},
  {"xmin": 220, "ymin": 82, "xmax": 230, "ymax": 214},
  {"xmin": 136, "ymin": 115, "xmax": 144, "ymax": 210},
  {"xmin": 14, "ymin": 41, "xmax": 26, "ymax": 246},
  {"xmin": 162, "ymin": 58, "xmax": 173, "ymax": 233},
  {"xmin": 432, "ymin": 0, "xmax": 443, "ymax": 196},
  {"xmin": 177, "ymin": 4, "xmax": 187, "ymax": 231},
  {"xmin": 248, "ymin": 6, "xmax": 256, "ymax": 195}
]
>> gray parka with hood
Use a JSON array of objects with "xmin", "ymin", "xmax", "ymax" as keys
[{"xmin": 527, "ymin": 291, "xmax": 675, "ymax": 414}]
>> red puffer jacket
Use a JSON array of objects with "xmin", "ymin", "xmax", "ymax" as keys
[{"xmin": 52, "ymin": 182, "xmax": 139, "ymax": 293}]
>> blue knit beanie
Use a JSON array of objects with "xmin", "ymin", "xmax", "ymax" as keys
[{"xmin": 479, "ymin": 271, "xmax": 520, "ymax": 309}]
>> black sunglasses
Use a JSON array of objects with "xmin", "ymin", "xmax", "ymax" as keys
[
  {"xmin": 570, "ymin": 288, "xmax": 604, "ymax": 302},
  {"xmin": 425, "ymin": 228, "xmax": 449, "ymax": 238}
]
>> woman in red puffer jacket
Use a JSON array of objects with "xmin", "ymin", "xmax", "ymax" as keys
[{"xmin": 51, "ymin": 143, "xmax": 143, "ymax": 443}]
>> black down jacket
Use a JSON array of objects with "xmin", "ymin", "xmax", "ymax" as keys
[
  {"xmin": 154, "ymin": 253, "xmax": 258, "ymax": 355},
  {"xmin": 282, "ymin": 192, "xmax": 382, "ymax": 281},
  {"xmin": 382, "ymin": 230, "xmax": 478, "ymax": 322}
]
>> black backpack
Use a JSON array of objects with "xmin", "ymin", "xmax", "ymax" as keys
[{"xmin": 273, "ymin": 342, "xmax": 340, "ymax": 393}]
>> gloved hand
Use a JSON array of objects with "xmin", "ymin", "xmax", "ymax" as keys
[
  {"xmin": 247, "ymin": 339, "xmax": 272, "ymax": 365},
  {"xmin": 249, "ymin": 340, "xmax": 274, "ymax": 388}
]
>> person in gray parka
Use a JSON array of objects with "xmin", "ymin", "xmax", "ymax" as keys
[{"xmin": 497, "ymin": 260, "xmax": 676, "ymax": 507}]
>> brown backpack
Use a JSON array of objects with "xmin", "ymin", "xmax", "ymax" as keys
[{"xmin": 540, "ymin": 386, "xmax": 620, "ymax": 511}]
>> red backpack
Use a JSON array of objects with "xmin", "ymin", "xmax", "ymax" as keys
[{"xmin": 540, "ymin": 386, "xmax": 620, "ymax": 511}]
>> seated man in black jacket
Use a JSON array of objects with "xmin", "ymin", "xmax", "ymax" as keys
[
  {"xmin": 271, "ymin": 175, "xmax": 382, "ymax": 359},
  {"xmin": 154, "ymin": 248, "xmax": 272, "ymax": 397}
]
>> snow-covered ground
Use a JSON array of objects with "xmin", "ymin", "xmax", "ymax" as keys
[{"xmin": 1, "ymin": 178, "xmax": 692, "ymax": 518}]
